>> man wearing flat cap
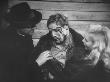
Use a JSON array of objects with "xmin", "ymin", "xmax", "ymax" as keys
[{"xmin": 0, "ymin": 2, "xmax": 42, "ymax": 82}]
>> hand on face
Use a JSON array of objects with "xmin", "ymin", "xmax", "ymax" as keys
[
  {"xmin": 49, "ymin": 23, "xmax": 68, "ymax": 44},
  {"xmin": 36, "ymin": 50, "xmax": 53, "ymax": 66},
  {"xmin": 52, "ymin": 31, "xmax": 64, "ymax": 43}
]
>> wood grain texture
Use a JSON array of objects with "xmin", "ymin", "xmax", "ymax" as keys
[
  {"xmin": 35, "ymin": 20, "xmax": 110, "ymax": 30},
  {"xmin": 32, "ymin": 20, "xmax": 110, "ymax": 39},
  {"xmin": 37, "ymin": 10, "xmax": 110, "ymax": 21},
  {"xmin": 9, "ymin": 1, "xmax": 110, "ymax": 11},
  {"xmin": 8, "ymin": 1, "xmax": 110, "ymax": 40},
  {"xmin": 42, "ymin": 0, "xmax": 110, "ymax": 3},
  {"xmin": 32, "ymin": 29, "xmax": 49, "ymax": 39}
]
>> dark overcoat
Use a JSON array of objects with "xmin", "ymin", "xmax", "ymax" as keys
[
  {"xmin": 0, "ymin": 27, "xmax": 34, "ymax": 82},
  {"xmin": 33, "ymin": 28, "xmax": 94, "ymax": 80}
]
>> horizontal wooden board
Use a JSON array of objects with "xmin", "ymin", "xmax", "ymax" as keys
[
  {"xmin": 38, "ymin": 10, "xmax": 110, "ymax": 21},
  {"xmin": 9, "ymin": 1, "xmax": 110, "ymax": 11},
  {"xmin": 41, "ymin": 0, "xmax": 110, "ymax": 3},
  {"xmin": 20, "ymin": 0, "xmax": 110, "ymax": 3},
  {"xmin": 32, "ymin": 29, "xmax": 49, "ymax": 39},
  {"xmin": 35, "ymin": 20, "xmax": 110, "ymax": 30},
  {"xmin": 32, "ymin": 20, "xmax": 110, "ymax": 39}
]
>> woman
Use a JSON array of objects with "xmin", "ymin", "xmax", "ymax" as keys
[{"xmin": 82, "ymin": 24, "xmax": 110, "ymax": 81}]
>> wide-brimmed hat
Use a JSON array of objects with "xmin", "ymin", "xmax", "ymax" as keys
[{"xmin": 5, "ymin": 2, "xmax": 42, "ymax": 25}]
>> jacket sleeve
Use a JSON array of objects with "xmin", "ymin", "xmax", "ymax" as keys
[
  {"xmin": 30, "ymin": 35, "xmax": 52, "ymax": 80},
  {"xmin": 29, "ymin": 37, "xmax": 46, "ymax": 80}
]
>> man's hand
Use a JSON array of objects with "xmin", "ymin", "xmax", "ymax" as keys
[{"xmin": 36, "ymin": 50, "xmax": 53, "ymax": 66}]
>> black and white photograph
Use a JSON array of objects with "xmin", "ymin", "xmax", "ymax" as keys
[{"xmin": 0, "ymin": 0, "xmax": 110, "ymax": 82}]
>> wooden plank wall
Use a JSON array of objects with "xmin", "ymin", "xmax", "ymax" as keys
[{"xmin": 8, "ymin": 0, "xmax": 110, "ymax": 46}]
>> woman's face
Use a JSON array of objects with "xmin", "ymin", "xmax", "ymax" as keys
[
  {"xmin": 83, "ymin": 33, "xmax": 106, "ymax": 50},
  {"xmin": 83, "ymin": 34, "xmax": 95, "ymax": 49}
]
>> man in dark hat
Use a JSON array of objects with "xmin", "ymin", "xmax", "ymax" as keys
[{"xmin": 0, "ymin": 2, "xmax": 42, "ymax": 82}]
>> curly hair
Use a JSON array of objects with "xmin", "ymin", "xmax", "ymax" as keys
[{"xmin": 47, "ymin": 13, "xmax": 68, "ymax": 28}]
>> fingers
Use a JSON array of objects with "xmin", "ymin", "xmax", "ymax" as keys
[
  {"xmin": 47, "ymin": 56, "xmax": 53, "ymax": 60},
  {"xmin": 45, "ymin": 52, "xmax": 51, "ymax": 57},
  {"xmin": 42, "ymin": 50, "xmax": 53, "ymax": 60},
  {"xmin": 43, "ymin": 50, "xmax": 50, "ymax": 55},
  {"xmin": 36, "ymin": 50, "xmax": 53, "ymax": 66},
  {"xmin": 41, "ymin": 50, "xmax": 50, "ymax": 57}
]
